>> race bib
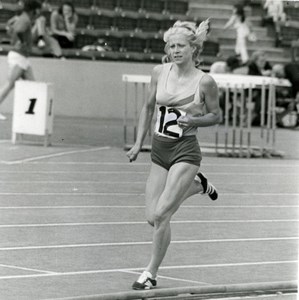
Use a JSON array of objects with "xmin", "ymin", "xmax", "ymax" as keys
[{"xmin": 155, "ymin": 105, "xmax": 186, "ymax": 139}]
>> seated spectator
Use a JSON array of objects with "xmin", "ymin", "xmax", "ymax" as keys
[
  {"xmin": 263, "ymin": 0, "xmax": 286, "ymax": 46},
  {"xmin": 210, "ymin": 56, "xmax": 241, "ymax": 123},
  {"xmin": 32, "ymin": 14, "xmax": 63, "ymax": 58},
  {"xmin": 272, "ymin": 63, "xmax": 299, "ymax": 128},
  {"xmin": 6, "ymin": 1, "xmax": 63, "ymax": 58},
  {"xmin": 50, "ymin": 1, "xmax": 78, "ymax": 48},
  {"xmin": 210, "ymin": 55, "xmax": 241, "ymax": 74},
  {"xmin": 248, "ymin": 50, "xmax": 272, "ymax": 76},
  {"xmin": 247, "ymin": 51, "xmax": 272, "ymax": 125}
]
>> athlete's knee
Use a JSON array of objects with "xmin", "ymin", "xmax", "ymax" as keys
[
  {"xmin": 153, "ymin": 208, "xmax": 171, "ymax": 228},
  {"xmin": 146, "ymin": 212, "xmax": 155, "ymax": 227},
  {"xmin": 147, "ymin": 218, "xmax": 154, "ymax": 227}
]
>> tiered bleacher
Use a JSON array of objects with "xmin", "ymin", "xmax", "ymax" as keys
[
  {"xmin": 0, "ymin": 0, "xmax": 298, "ymax": 67},
  {"xmin": 0, "ymin": 0, "xmax": 222, "ymax": 66}
]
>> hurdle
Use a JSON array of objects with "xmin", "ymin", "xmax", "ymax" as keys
[
  {"xmin": 122, "ymin": 74, "xmax": 151, "ymax": 151},
  {"xmin": 211, "ymin": 73, "xmax": 291, "ymax": 158},
  {"xmin": 122, "ymin": 73, "xmax": 291, "ymax": 157}
]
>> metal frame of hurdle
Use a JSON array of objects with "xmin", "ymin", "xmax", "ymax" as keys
[
  {"xmin": 122, "ymin": 73, "xmax": 291, "ymax": 158},
  {"xmin": 212, "ymin": 73, "xmax": 291, "ymax": 158}
]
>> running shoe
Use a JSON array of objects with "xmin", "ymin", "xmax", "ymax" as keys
[
  {"xmin": 132, "ymin": 271, "xmax": 157, "ymax": 290},
  {"xmin": 197, "ymin": 172, "xmax": 218, "ymax": 201}
]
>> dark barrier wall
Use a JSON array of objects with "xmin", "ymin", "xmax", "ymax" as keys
[{"xmin": 0, "ymin": 56, "xmax": 155, "ymax": 119}]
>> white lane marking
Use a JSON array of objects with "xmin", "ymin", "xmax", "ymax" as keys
[
  {"xmin": 1, "ymin": 147, "xmax": 111, "ymax": 165},
  {"xmin": 1, "ymin": 160, "xmax": 298, "ymax": 167},
  {"xmin": 120, "ymin": 269, "xmax": 210, "ymax": 285},
  {"xmin": 0, "ymin": 237, "xmax": 297, "ymax": 251},
  {"xmin": 1, "ymin": 181, "xmax": 299, "ymax": 185},
  {"xmin": 0, "ymin": 219, "xmax": 297, "ymax": 229},
  {"xmin": 0, "ymin": 261, "xmax": 296, "ymax": 280},
  {"xmin": 0, "ymin": 171, "xmax": 297, "ymax": 176},
  {"xmin": 0, "ymin": 205, "xmax": 298, "ymax": 209},
  {"xmin": 0, "ymin": 193, "xmax": 298, "ymax": 196},
  {"xmin": 0, "ymin": 263, "xmax": 56, "ymax": 274}
]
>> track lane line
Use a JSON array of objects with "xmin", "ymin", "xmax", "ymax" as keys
[
  {"xmin": 0, "ymin": 205, "xmax": 298, "ymax": 209},
  {"xmin": 0, "ymin": 237, "xmax": 298, "ymax": 251},
  {"xmin": 120, "ymin": 269, "xmax": 210, "ymax": 285},
  {"xmin": 0, "ymin": 263, "xmax": 56, "ymax": 274},
  {"xmin": 1, "ymin": 147, "xmax": 111, "ymax": 165},
  {"xmin": 0, "ymin": 219, "xmax": 297, "ymax": 228},
  {"xmin": 0, "ymin": 193, "xmax": 298, "ymax": 196},
  {"xmin": 0, "ymin": 261, "xmax": 296, "ymax": 280}
]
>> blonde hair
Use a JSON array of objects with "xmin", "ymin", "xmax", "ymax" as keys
[{"xmin": 162, "ymin": 19, "xmax": 210, "ymax": 67}]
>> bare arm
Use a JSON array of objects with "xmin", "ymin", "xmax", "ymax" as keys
[
  {"xmin": 50, "ymin": 11, "xmax": 68, "ymax": 36},
  {"xmin": 65, "ymin": 13, "xmax": 78, "ymax": 34},
  {"xmin": 223, "ymin": 15, "xmax": 236, "ymax": 29},
  {"xmin": 126, "ymin": 65, "xmax": 162, "ymax": 162},
  {"xmin": 178, "ymin": 74, "xmax": 220, "ymax": 128}
]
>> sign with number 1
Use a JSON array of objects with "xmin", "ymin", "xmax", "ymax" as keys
[{"xmin": 12, "ymin": 81, "xmax": 54, "ymax": 138}]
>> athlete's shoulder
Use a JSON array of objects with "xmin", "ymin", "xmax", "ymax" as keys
[
  {"xmin": 151, "ymin": 64, "xmax": 164, "ymax": 82},
  {"xmin": 200, "ymin": 72, "xmax": 218, "ymax": 90}
]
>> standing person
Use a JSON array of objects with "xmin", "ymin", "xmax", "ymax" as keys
[
  {"xmin": 126, "ymin": 19, "xmax": 220, "ymax": 290},
  {"xmin": 223, "ymin": 4, "xmax": 255, "ymax": 64},
  {"xmin": 263, "ymin": 0, "xmax": 286, "ymax": 46},
  {"xmin": 50, "ymin": 1, "xmax": 78, "ymax": 49},
  {"xmin": 0, "ymin": 0, "xmax": 42, "ymax": 121}
]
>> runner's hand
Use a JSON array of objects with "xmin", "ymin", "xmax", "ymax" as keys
[
  {"xmin": 126, "ymin": 144, "xmax": 141, "ymax": 162},
  {"xmin": 177, "ymin": 115, "xmax": 194, "ymax": 128}
]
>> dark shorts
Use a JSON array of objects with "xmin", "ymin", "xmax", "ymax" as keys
[{"xmin": 151, "ymin": 134, "xmax": 202, "ymax": 171}]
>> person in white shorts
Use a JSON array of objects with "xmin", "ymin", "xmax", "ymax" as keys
[{"xmin": 0, "ymin": 0, "xmax": 42, "ymax": 121}]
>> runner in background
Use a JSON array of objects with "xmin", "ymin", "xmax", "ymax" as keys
[{"xmin": 0, "ymin": 0, "xmax": 42, "ymax": 121}]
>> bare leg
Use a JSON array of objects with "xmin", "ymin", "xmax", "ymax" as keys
[
  {"xmin": 44, "ymin": 35, "xmax": 63, "ymax": 57},
  {"xmin": 145, "ymin": 163, "xmax": 168, "ymax": 226},
  {"xmin": 23, "ymin": 66, "xmax": 35, "ymax": 81},
  {"xmin": 145, "ymin": 162, "xmax": 199, "ymax": 277},
  {"xmin": 0, "ymin": 65, "xmax": 24, "ymax": 106}
]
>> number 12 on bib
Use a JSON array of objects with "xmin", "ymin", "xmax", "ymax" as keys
[{"xmin": 155, "ymin": 105, "xmax": 186, "ymax": 139}]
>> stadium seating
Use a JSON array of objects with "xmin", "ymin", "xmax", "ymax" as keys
[{"xmin": 0, "ymin": 0, "xmax": 298, "ymax": 67}]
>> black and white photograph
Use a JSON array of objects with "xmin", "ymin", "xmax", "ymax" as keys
[{"xmin": 0, "ymin": 0, "xmax": 298, "ymax": 299}]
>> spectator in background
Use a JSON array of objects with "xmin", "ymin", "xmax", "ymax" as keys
[
  {"xmin": 263, "ymin": 0, "xmax": 286, "ymax": 46},
  {"xmin": 247, "ymin": 50, "xmax": 272, "ymax": 125},
  {"xmin": 272, "ymin": 63, "xmax": 299, "ymax": 128},
  {"xmin": 223, "ymin": 4, "xmax": 256, "ymax": 64},
  {"xmin": 32, "ymin": 13, "xmax": 63, "ymax": 58},
  {"xmin": 50, "ymin": 1, "xmax": 78, "ymax": 49},
  {"xmin": 6, "ymin": 1, "xmax": 63, "ymax": 58},
  {"xmin": 210, "ymin": 55, "xmax": 241, "ymax": 74},
  {"xmin": 247, "ymin": 50, "xmax": 272, "ymax": 76},
  {"xmin": 210, "ymin": 55, "xmax": 242, "ymax": 123},
  {"xmin": 0, "ymin": 0, "xmax": 42, "ymax": 121}
]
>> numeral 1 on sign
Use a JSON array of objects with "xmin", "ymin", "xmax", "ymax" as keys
[{"xmin": 25, "ymin": 98, "xmax": 37, "ymax": 115}]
